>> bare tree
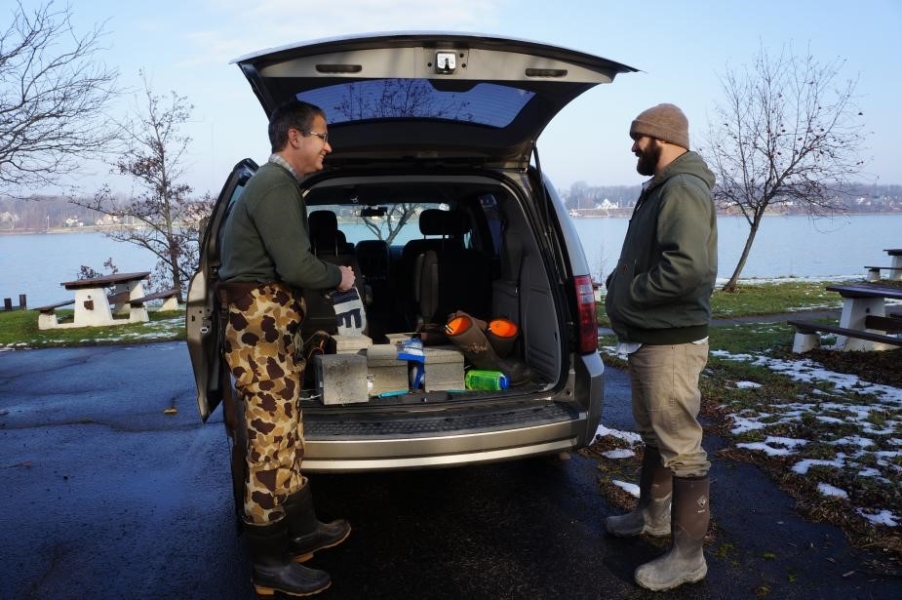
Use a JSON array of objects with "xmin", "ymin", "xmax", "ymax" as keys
[
  {"xmin": 703, "ymin": 43, "xmax": 869, "ymax": 292},
  {"xmin": 361, "ymin": 203, "xmax": 419, "ymax": 244},
  {"xmin": 70, "ymin": 72, "xmax": 213, "ymax": 300},
  {"xmin": 0, "ymin": 1, "xmax": 119, "ymax": 196}
]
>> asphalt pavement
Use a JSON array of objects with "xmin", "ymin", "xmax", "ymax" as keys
[{"xmin": 1, "ymin": 340, "xmax": 898, "ymax": 599}]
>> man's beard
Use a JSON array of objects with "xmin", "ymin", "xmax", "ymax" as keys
[{"xmin": 636, "ymin": 142, "xmax": 660, "ymax": 176}]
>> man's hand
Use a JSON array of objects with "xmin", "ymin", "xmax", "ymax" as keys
[{"xmin": 337, "ymin": 265, "xmax": 356, "ymax": 292}]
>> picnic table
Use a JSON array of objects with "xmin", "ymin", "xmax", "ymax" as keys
[
  {"xmin": 864, "ymin": 248, "xmax": 902, "ymax": 281},
  {"xmin": 35, "ymin": 271, "xmax": 150, "ymax": 329},
  {"xmin": 789, "ymin": 282, "xmax": 902, "ymax": 352}
]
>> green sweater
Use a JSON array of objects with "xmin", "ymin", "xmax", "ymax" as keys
[
  {"xmin": 604, "ymin": 151, "xmax": 718, "ymax": 344},
  {"xmin": 218, "ymin": 162, "xmax": 341, "ymax": 290}
]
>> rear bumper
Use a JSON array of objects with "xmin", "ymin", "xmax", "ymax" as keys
[
  {"xmin": 300, "ymin": 351, "xmax": 605, "ymax": 473},
  {"xmin": 301, "ymin": 415, "xmax": 586, "ymax": 472}
]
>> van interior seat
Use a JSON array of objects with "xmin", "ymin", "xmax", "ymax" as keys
[
  {"xmin": 309, "ymin": 210, "xmax": 353, "ymax": 256},
  {"xmin": 394, "ymin": 209, "xmax": 468, "ymax": 326},
  {"xmin": 303, "ymin": 209, "xmax": 367, "ymax": 338},
  {"xmin": 407, "ymin": 209, "xmax": 492, "ymax": 326},
  {"xmin": 355, "ymin": 239, "xmax": 392, "ymax": 340}
]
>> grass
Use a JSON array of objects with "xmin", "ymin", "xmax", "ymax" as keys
[{"xmin": 0, "ymin": 306, "xmax": 185, "ymax": 348}]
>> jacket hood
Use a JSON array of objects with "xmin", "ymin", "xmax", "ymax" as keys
[{"xmin": 648, "ymin": 151, "xmax": 715, "ymax": 193}]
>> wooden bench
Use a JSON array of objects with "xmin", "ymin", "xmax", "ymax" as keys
[
  {"xmin": 788, "ymin": 317, "xmax": 902, "ymax": 352},
  {"xmin": 133, "ymin": 288, "xmax": 180, "ymax": 311},
  {"xmin": 32, "ymin": 299, "xmax": 77, "ymax": 330},
  {"xmin": 789, "ymin": 282, "xmax": 902, "ymax": 352}
]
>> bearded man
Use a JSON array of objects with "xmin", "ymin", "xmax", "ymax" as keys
[{"xmin": 603, "ymin": 103, "xmax": 718, "ymax": 592}]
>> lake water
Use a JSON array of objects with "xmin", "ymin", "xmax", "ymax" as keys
[{"xmin": 2, "ymin": 213, "xmax": 900, "ymax": 307}]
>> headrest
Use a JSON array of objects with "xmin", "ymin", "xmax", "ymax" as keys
[
  {"xmin": 309, "ymin": 210, "xmax": 338, "ymax": 233},
  {"xmin": 418, "ymin": 209, "xmax": 469, "ymax": 236}
]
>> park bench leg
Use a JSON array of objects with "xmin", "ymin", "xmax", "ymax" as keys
[
  {"xmin": 38, "ymin": 312, "xmax": 59, "ymax": 330},
  {"xmin": 838, "ymin": 297, "xmax": 886, "ymax": 351},
  {"xmin": 792, "ymin": 331, "xmax": 820, "ymax": 353},
  {"xmin": 159, "ymin": 296, "xmax": 179, "ymax": 311},
  {"xmin": 129, "ymin": 303, "xmax": 149, "ymax": 323}
]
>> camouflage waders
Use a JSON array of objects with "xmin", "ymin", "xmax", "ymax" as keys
[{"xmin": 222, "ymin": 282, "xmax": 309, "ymax": 525}]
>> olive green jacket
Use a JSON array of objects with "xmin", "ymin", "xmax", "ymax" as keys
[
  {"xmin": 218, "ymin": 162, "xmax": 341, "ymax": 290},
  {"xmin": 604, "ymin": 151, "xmax": 717, "ymax": 344}
]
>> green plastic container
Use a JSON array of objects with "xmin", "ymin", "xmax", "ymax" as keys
[{"xmin": 465, "ymin": 369, "xmax": 509, "ymax": 391}]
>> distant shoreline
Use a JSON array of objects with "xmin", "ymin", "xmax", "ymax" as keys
[
  {"xmin": 0, "ymin": 225, "xmax": 144, "ymax": 235},
  {"xmin": 2, "ymin": 209, "xmax": 901, "ymax": 235}
]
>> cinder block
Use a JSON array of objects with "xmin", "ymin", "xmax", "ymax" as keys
[
  {"xmin": 333, "ymin": 333, "xmax": 372, "ymax": 355},
  {"xmin": 315, "ymin": 354, "xmax": 368, "ymax": 404},
  {"xmin": 366, "ymin": 344, "xmax": 409, "ymax": 396},
  {"xmin": 423, "ymin": 345, "xmax": 465, "ymax": 391},
  {"xmin": 385, "ymin": 332, "xmax": 415, "ymax": 347}
]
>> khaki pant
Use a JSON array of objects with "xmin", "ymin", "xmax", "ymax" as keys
[{"xmin": 627, "ymin": 342, "xmax": 710, "ymax": 477}]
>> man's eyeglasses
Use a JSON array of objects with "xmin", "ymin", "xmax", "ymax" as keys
[{"xmin": 303, "ymin": 130, "xmax": 329, "ymax": 143}]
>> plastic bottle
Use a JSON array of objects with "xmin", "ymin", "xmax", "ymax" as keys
[{"xmin": 465, "ymin": 369, "xmax": 509, "ymax": 391}]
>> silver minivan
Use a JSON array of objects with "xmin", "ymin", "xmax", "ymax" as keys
[{"xmin": 186, "ymin": 33, "xmax": 635, "ymax": 478}]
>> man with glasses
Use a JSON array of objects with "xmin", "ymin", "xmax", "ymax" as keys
[{"xmin": 218, "ymin": 99, "xmax": 355, "ymax": 597}]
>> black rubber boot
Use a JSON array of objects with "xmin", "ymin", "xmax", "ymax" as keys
[
  {"xmin": 445, "ymin": 313, "xmax": 533, "ymax": 386},
  {"xmin": 285, "ymin": 482, "xmax": 352, "ymax": 563},
  {"xmin": 485, "ymin": 317, "xmax": 519, "ymax": 358},
  {"xmin": 605, "ymin": 445, "xmax": 672, "ymax": 537},
  {"xmin": 634, "ymin": 475, "xmax": 710, "ymax": 591},
  {"xmin": 243, "ymin": 519, "xmax": 331, "ymax": 597}
]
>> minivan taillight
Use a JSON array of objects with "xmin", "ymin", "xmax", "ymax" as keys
[{"xmin": 574, "ymin": 275, "xmax": 599, "ymax": 354}]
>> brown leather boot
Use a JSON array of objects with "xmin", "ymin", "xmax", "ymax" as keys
[
  {"xmin": 634, "ymin": 475, "xmax": 709, "ymax": 591},
  {"xmin": 605, "ymin": 445, "xmax": 672, "ymax": 537},
  {"xmin": 284, "ymin": 482, "xmax": 351, "ymax": 563},
  {"xmin": 243, "ymin": 519, "xmax": 331, "ymax": 597}
]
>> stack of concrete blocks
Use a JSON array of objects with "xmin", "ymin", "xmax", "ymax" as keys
[{"xmin": 366, "ymin": 344, "xmax": 409, "ymax": 396}]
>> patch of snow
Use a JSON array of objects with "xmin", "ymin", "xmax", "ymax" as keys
[
  {"xmin": 602, "ymin": 449, "xmax": 635, "ymax": 460},
  {"xmin": 735, "ymin": 381, "xmax": 762, "ymax": 389},
  {"xmin": 612, "ymin": 480, "xmax": 639, "ymax": 498},
  {"xmin": 817, "ymin": 482, "xmax": 848, "ymax": 499}
]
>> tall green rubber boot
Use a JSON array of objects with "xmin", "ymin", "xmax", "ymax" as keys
[
  {"xmin": 634, "ymin": 475, "xmax": 709, "ymax": 591},
  {"xmin": 605, "ymin": 445, "xmax": 672, "ymax": 537}
]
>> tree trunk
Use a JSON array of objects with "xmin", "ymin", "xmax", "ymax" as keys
[{"xmin": 722, "ymin": 213, "xmax": 764, "ymax": 292}]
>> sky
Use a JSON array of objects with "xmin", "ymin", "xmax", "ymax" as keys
[{"xmin": 11, "ymin": 0, "xmax": 902, "ymax": 197}]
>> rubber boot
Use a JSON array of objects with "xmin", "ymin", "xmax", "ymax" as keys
[
  {"xmin": 485, "ymin": 318, "xmax": 518, "ymax": 358},
  {"xmin": 634, "ymin": 475, "xmax": 710, "ymax": 591},
  {"xmin": 445, "ymin": 314, "xmax": 533, "ymax": 386},
  {"xmin": 285, "ymin": 482, "xmax": 352, "ymax": 563},
  {"xmin": 243, "ymin": 519, "xmax": 331, "ymax": 597},
  {"xmin": 605, "ymin": 445, "xmax": 672, "ymax": 537}
]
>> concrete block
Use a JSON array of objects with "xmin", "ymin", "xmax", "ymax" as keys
[
  {"xmin": 423, "ymin": 345, "xmax": 465, "ymax": 391},
  {"xmin": 385, "ymin": 332, "xmax": 415, "ymax": 347},
  {"xmin": 792, "ymin": 332, "xmax": 819, "ymax": 353},
  {"xmin": 366, "ymin": 344, "xmax": 409, "ymax": 396},
  {"xmin": 315, "ymin": 354, "xmax": 368, "ymax": 404},
  {"xmin": 333, "ymin": 333, "xmax": 372, "ymax": 355}
]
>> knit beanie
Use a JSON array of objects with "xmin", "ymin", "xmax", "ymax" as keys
[{"xmin": 629, "ymin": 103, "xmax": 690, "ymax": 149}]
